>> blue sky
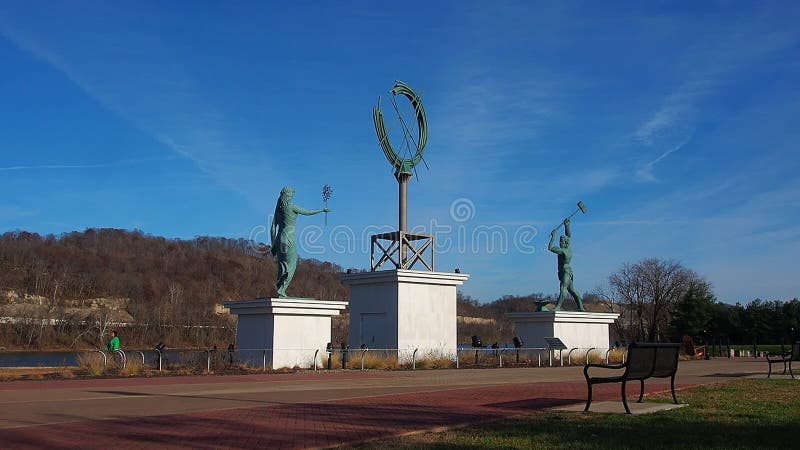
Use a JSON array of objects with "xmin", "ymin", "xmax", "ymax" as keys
[{"xmin": 1, "ymin": 1, "xmax": 798, "ymax": 304}]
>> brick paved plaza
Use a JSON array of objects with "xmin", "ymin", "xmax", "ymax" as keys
[{"xmin": 0, "ymin": 358, "xmax": 767, "ymax": 449}]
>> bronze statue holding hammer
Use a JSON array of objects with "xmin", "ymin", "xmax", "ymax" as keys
[{"xmin": 548, "ymin": 201, "xmax": 587, "ymax": 312}]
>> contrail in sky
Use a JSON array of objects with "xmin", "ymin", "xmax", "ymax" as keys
[{"xmin": 0, "ymin": 156, "xmax": 174, "ymax": 172}]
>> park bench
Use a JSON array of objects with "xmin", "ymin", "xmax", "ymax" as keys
[
  {"xmin": 583, "ymin": 342, "xmax": 681, "ymax": 414},
  {"xmin": 765, "ymin": 341, "xmax": 799, "ymax": 379}
]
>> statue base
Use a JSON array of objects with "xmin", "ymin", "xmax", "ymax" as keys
[
  {"xmin": 340, "ymin": 269, "xmax": 469, "ymax": 361},
  {"xmin": 505, "ymin": 311, "xmax": 619, "ymax": 350},
  {"xmin": 224, "ymin": 298, "xmax": 348, "ymax": 369}
]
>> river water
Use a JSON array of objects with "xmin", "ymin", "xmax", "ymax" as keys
[{"xmin": 0, "ymin": 350, "xmax": 206, "ymax": 368}]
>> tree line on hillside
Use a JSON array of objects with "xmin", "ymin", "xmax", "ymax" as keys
[
  {"xmin": 455, "ymin": 291, "xmax": 606, "ymax": 345},
  {"xmin": 456, "ymin": 258, "xmax": 799, "ymax": 348},
  {"xmin": 599, "ymin": 258, "xmax": 799, "ymax": 346},
  {"xmin": 1, "ymin": 231, "xmax": 795, "ymax": 352},
  {"xmin": 0, "ymin": 229, "xmax": 348, "ymax": 350}
]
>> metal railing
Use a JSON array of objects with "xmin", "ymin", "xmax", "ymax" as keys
[
  {"xmin": 456, "ymin": 347, "xmax": 549, "ymax": 368},
  {"xmin": 14, "ymin": 345, "xmax": 630, "ymax": 373},
  {"xmin": 453, "ymin": 347, "xmax": 628, "ymax": 368}
]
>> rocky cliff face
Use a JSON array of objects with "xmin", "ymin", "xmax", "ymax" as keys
[{"xmin": 0, "ymin": 289, "xmax": 133, "ymax": 323}]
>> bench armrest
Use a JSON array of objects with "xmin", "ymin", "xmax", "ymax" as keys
[
  {"xmin": 586, "ymin": 363, "xmax": 625, "ymax": 369},
  {"xmin": 584, "ymin": 362, "xmax": 625, "ymax": 379}
]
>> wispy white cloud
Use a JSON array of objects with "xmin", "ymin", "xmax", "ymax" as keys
[
  {"xmin": 0, "ymin": 164, "xmax": 106, "ymax": 171},
  {"xmin": 0, "ymin": 205, "xmax": 39, "ymax": 220},
  {"xmin": 634, "ymin": 136, "xmax": 691, "ymax": 182},
  {"xmin": 436, "ymin": 76, "xmax": 563, "ymax": 156},
  {"xmin": 585, "ymin": 219, "xmax": 689, "ymax": 226},
  {"xmin": 426, "ymin": 73, "xmax": 570, "ymax": 199},
  {"xmin": 0, "ymin": 10, "xmax": 273, "ymax": 200},
  {"xmin": 631, "ymin": 25, "xmax": 798, "ymax": 183},
  {"xmin": 0, "ymin": 156, "xmax": 173, "ymax": 172},
  {"xmin": 631, "ymin": 78, "xmax": 706, "ymax": 183},
  {"xmin": 751, "ymin": 225, "xmax": 800, "ymax": 242},
  {"xmin": 561, "ymin": 167, "xmax": 620, "ymax": 192},
  {"xmin": 633, "ymin": 80, "xmax": 713, "ymax": 146}
]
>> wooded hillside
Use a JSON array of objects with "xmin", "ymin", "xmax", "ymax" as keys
[{"xmin": 0, "ymin": 229, "xmax": 348, "ymax": 349}]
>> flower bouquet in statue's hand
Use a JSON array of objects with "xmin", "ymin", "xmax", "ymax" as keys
[{"xmin": 322, "ymin": 184, "xmax": 333, "ymax": 226}]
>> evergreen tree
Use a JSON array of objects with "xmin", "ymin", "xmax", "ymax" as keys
[{"xmin": 669, "ymin": 280, "xmax": 715, "ymax": 339}]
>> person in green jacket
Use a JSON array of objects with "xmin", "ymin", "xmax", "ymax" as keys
[{"xmin": 106, "ymin": 331, "xmax": 120, "ymax": 352}]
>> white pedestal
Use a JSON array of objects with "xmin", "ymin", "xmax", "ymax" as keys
[
  {"xmin": 506, "ymin": 311, "xmax": 620, "ymax": 350},
  {"xmin": 340, "ymin": 269, "xmax": 469, "ymax": 360},
  {"xmin": 224, "ymin": 298, "xmax": 348, "ymax": 369}
]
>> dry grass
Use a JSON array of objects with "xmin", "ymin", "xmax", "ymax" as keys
[
  {"xmin": 606, "ymin": 348, "xmax": 626, "ymax": 364},
  {"xmin": 119, "ymin": 358, "xmax": 145, "ymax": 376},
  {"xmin": 0, "ymin": 367, "xmax": 54, "ymax": 379},
  {"xmin": 330, "ymin": 352, "xmax": 385, "ymax": 370},
  {"xmin": 77, "ymin": 352, "xmax": 106, "ymax": 376},
  {"xmin": 413, "ymin": 356, "xmax": 455, "ymax": 370},
  {"xmin": 324, "ymin": 351, "xmax": 459, "ymax": 370}
]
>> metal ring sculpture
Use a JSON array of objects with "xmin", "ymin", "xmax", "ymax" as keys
[{"xmin": 373, "ymin": 80, "xmax": 428, "ymax": 178}]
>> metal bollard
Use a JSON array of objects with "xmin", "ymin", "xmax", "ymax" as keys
[
  {"xmin": 154, "ymin": 342, "xmax": 165, "ymax": 371},
  {"xmin": 341, "ymin": 343, "xmax": 349, "ymax": 369},
  {"xmin": 326, "ymin": 343, "xmax": 333, "ymax": 370},
  {"xmin": 567, "ymin": 348, "xmax": 578, "ymax": 366},
  {"xmin": 206, "ymin": 346, "xmax": 218, "ymax": 372},
  {"xmin": 93, "ymin": 349, "xmax": 107, "ymax": 367},
  {"xmin": 360, "ymin": 344, "xmax": 367, "ymax": 371},
  {"xmin": 115, "ymin": 349, "xmax": 127, "ymax": 369}
]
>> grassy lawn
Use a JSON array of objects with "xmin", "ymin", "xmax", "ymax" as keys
[{"xmin": 349, "ymin": 378, "xmax": 799, "ymax": 449}]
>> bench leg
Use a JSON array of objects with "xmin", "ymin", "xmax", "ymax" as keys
[
  {"xmin": 790, "ymin": 361, "xmax": 795, "ymax": 380},
  {"xmin": 670, "ymin": 375, "xmax": 679, "ymax": 404},
  {"xmin": 782, "ymin": 361, "xmax": 788, "ymax": 375},
  {"xmin": 621, "ymin": 380, "xmax": 631, "ymax": 414},
  {"xmin": 584, "ymin": 382, "xmax": 593, "ymax": 412},
  {"xmin": 637, "ymin": 379, "xmax": 645, "ymax": 403},
  {"xmin": 767, "ymin": 361, "xmax": 772, "ymax": 378}
]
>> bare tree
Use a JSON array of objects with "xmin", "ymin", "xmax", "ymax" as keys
[
  {"xmin": 90, "ymin": 307, "xmax": 115, "ymax": 348},
  {"xmin": 601, "ymin": 258, "xmax": 697, "ymax": 342}
]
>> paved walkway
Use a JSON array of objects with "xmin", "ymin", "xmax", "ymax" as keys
[{"xmin": 0, "ymin": 358, "xmax": 769, "ymax": 449}]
